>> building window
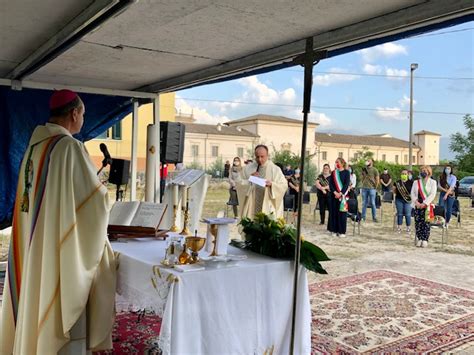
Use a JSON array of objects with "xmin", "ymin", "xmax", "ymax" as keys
[
  {"xmin": 111, "ymin": 122, "xmax": 122, "ymax": 140},
  {"xmin": 354, "ymin": 153, "xmax": 359, "ymax": 160},
  {"xmin": 382, "ymin": 154, "xmax": 386, "ymax": 161},
  {"xmin": 306, "ymin": 150, "xmax": 310, "ymax": 157},
  {"xmin": 338, "ymin": 152, "xmax": 343, "ymax": 158},
  {"xmin": 322, "ymin": 151, "xmax": 327, "ymax": 160},
  {"xmin": 191, "ymin": 145, "xmax": 199, "ymax": 158},
  {"xmin": 413, "ymin": 156, "xmax": 416, "ymax": 164},
  {"xmin": 404, "ymin": 154, "xmax": 408, "ymax": 163},
  {"xmin": 96, "ymin": 130, "xmax": 109, "ymax": 139},
  {"xmin": 395, "ymin": 155, "xmax": 399, "ymax": 164},
  {"xmin": 237, "ymin": 147, "xmax": 244, "ymax": 157},
  {"xmin": 211, "ymin": 145, "xmax": 219, "ymax": 157}
]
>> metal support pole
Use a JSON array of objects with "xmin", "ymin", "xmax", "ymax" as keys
[
  {"xmin": 409, "ymin": 63, "xmax": 418, "ymax": 171},
  {"xmin": 130, "ymin": 100, "xmax": 139, "ymax": 201},
  {"xmin": 289, "ymin": 39, "xmax": 326, "ymax": 354}
]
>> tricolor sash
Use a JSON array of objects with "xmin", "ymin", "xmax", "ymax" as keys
[
  {"xmin": 8, "ymin": 134, "xmax": 66, "ymax": 323},
  {"xmin": 417, "ymin": 179, "xmax": 435, "ymax": 222},
  {"xmin": 333, "ymin": 170, "xmax": 348, "ymax": 212}
]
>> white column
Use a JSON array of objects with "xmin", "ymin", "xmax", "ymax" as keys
[
  {"xmin": 130, "ymin": 100, "xmax": 139, "ymax": 201},
  {"xmin": 153, "ymin": 97, "xmax": 161, "ymax": 203},
  {"xmin": 145, "ymin": 124, "xmax": 158, "ymax": 202}
]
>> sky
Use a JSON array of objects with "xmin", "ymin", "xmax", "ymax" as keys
[{"xmin": 175, "ymin": 22, "xmax": 473, "ymax": 160}]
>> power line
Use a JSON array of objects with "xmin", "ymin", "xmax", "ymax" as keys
[
  {"xmin": 410, "ymin": 27, "xmax": 474, "ymax": 38},
  {"xmin": 176, "ymin": 97, "xmax": 471, "ymax": 116},
  {"xmin": 282, "ymin": 69, "xmax": 473, "ymax": 80}
]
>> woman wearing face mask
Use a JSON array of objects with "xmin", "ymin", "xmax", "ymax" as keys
[
  {"xmin": 328, "ymin": 158, "xmax": 350, "ymax": 237},
  {"xmin": 228, "ymin": 157, "xmax": 242, "ymax": 217},
  {"xmin": 393, "ymin": 169, "xmax": 414, "ymax": 233},
  {"xmin": 410, "ymin": 165, "xmax": 437, "ymax": 248},
  {"xmin": 288, "ymin": 168, "xmax": 301, "ymax": 220},
  {"xmin": 315, "ymin": 164, "xmax": 331, "ymax": 225},
  {"xmin": 438, "ymin": 165, "xmax": 457, "ymax": 227}
]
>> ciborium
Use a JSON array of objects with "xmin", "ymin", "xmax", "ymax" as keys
[{"xmin": 185, "ymin": 236, "xmax": 206, "ymax": 263}]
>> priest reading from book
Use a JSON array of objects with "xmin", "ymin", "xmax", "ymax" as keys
[
  {"xmin": 0, "ymin": 90, "xmax": 116, "ymax": 354},
  {"xmin": 236, "ymin": 144, "xmax": 288, "ymax": 220}
]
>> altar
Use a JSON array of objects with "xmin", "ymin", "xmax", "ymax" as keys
[{"xmin": 112, "ymin": 239, "xmax": 311, "ymax": 355}]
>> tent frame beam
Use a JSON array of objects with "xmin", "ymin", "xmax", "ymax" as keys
[
  {"xmin": 0, "ymin": 78, "xmax": 157, "ymax": 99},
  {"xmin": 137, "ymin": 0, "xmax": 473, "ymax": 93}
]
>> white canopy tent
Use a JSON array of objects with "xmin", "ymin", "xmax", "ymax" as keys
[{"xmin": 1, "ymin": 1, "xmax": 472, "ymax": 353}]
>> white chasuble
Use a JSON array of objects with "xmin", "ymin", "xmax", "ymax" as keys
[
  {"xmin": 236, "ymin": 160, "xmax": 288, "ymax": 220},
  {"xmin": 0, "ymin": 123, "xmax": 116, "ymax": 355}
]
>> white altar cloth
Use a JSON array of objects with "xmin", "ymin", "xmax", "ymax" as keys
[{"xmin": 112, "ymin": 239, "xmax": 311, "ymax": 355}]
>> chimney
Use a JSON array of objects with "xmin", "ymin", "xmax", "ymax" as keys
[
  {"xmin": 236, "ymin": 126, "xmax": 242, "ymax": 132},
  {"xmin": 217, "ymin": 123, "xmax": 222, "ymax": 131}
]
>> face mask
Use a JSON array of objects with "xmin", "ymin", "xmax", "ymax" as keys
[
  {"xmin": 401, "ymin": 174, "xmax": 408, "ymax": 182},
  {"xmin": 445, "ymin": 168, "xmax": 451, "ymax": 174},
  {"xmin": 420, "ymin": 172, "xmax": 427, "ymax": 178},
  {"xmin": 233, "ymin": 161, "xmax": 239, "ymax": 165},
  {"xmin": 348, "ymin": 169, "xmax": 352, "ymax": 173},
  {"xmin": 335, "ymin": 162, "xmax": 341, "ymax": 169},
  {"xmin": 408, "ymin": 174, "xmax": 413, "ymax": 180},
  {"xmin": 384, "ymin": 170, "xmax": 388, "ymax": 174},
  {"xmin": 365, "ymin": 161, "xmax": 371, "ymax": 166}
]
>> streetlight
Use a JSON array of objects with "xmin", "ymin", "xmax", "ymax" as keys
[{"xmin": 409, "ymin": 63, "xmax": 418, "ymax": 170}]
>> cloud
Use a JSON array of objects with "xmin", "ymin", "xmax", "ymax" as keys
[
  {"xmin": 238, "ymin": 76, "xmax": 296, "ymax": 104},
  {"xmin": 310, "ymin": 112, "xmax": 333, "ymax": 127},
  {"xmin": 362, "ymin": 64, "xmax": 409, "ymax": 81},
  {"xmin": 175, "ymin": 96, "xmax": 229, "ymax": 124},
  {"xmin": 374, "ymin": 94, "xmax": 416, "ymax": 121},
  {"xmin": 313, "ymin": 68, "xmax": 360, "ymax": 86},
  {"xmin": 358, "ymin": 42, "xmax": 408, "ymax": 62},
  {"xmin": 362, "ymin": 63, "xmax": 382, "ymax": 75},
  {"xmin": 385, "ymin": 67, "xmax": 408, "ymax": 81}
]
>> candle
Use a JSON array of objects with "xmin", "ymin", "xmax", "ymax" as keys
[
  {"xmin": 181, "ymin": 185, "xmax": 187, "ymax": 208},
  {"xmin": 173, "ymin": 184, "xmax": 179, "ymax": 205}
]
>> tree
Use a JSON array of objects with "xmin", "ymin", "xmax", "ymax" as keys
[
  {"xmin": 271, "ymin": 149, "xmax": 318, "ymax": 185},
  {"xmin": 205, "ymin": 156, "xmax": 224, "ymax": 178},
  {"xmin": 450, "ymin": 114, "xmax": 474, "ymax": 172},
  {"xmin": 350, "ymin": 146, "xmax": 375, "ymax": 164}
]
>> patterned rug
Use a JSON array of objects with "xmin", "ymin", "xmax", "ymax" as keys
[{"xmin": 311, "ymin": 270, "xmax": 474, "ymax": 354}]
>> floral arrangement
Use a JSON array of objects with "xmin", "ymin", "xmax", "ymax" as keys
[{"xmin": 231, "ymin": 212, "xmax": 329, "ymax": 274}]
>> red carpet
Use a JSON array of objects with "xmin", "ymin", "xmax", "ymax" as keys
[{"xmin": 2, "ymin": 270, "xmax": 473, "ymax": 353}]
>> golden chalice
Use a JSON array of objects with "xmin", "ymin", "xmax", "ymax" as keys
[{"xmin": 185, "ymin": 236, "xmax": 206, "ymax": 264}]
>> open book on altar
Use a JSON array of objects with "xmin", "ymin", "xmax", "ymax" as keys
[{"xmin": 108, "ymin": 201, "xmax": 168, "ymax": 238}]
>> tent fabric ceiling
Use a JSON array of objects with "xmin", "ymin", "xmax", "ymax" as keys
[{"xmin": 1, "ymin": 0, "xmax": 472, "ymax": 93}]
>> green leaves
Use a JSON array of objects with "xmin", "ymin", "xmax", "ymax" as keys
[{"xmin": 236, "ymin": 214, "xmax": 330, "ymax": 274}]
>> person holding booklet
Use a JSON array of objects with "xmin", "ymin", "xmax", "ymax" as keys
[
  {"xmin": 328, "ymin": 158, "xmax": 350, "ymax": 237},
  {"xmin": 236, "ymin": 145, "xmax": 287, "ymax": 220},
  {"xmin": 410, "ymin": 165, "xmax": 437, "ymax": 248}
]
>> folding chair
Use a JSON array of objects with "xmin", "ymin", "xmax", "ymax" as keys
[
  {"xmin": 381, "ymin": 191, "xmax": 394, "ymax": 223},
  {"xmin": 283, "ymin": 193, "xmax": 295, "ymax": 222},
  {"xmin": 302, "ymin": 191, "xmax": 310, "ymax": 213},
  {"xmin": 347, "ymin": 198, "xmax": 361, "ymax": 236},
  {"xmin": 451, "ymin": 199, "xmax": 461, "ymax": 228},
  {"xmin": 428, "ymin": 205, "xmax": 448, "ymax": 246}
]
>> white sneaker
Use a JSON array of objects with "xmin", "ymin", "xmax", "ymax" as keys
[
  {"xmin": 406, "ymin": 227, "xmax": 411, "ymax": 233},
  {"xmin": 339, "ymin": 234, "xmax": 346, "ymax": 238},
  {"xmin": 421, "ymin": 241, "xmax": 428, "ymax": 248},
  {"xmin": 416, "ymin": 239, "xmax": 422, "ymax": 247},
  {"xmin": 396, "ymin": 227, "xmax": 402, "ymax": 234},
  {"xmin": 331, "ymin": 232, "xmax": 337, "ymax": 237}
]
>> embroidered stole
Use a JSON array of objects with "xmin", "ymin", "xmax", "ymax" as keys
[
  {"xmin": 417, "ymin": 179, "xmax": 435, "ymax": 222},
  {"xmin": 333, "ymin": 170, "xmax": 348, "ymax": 212}
]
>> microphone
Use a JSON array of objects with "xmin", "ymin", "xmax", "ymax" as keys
[
  {"xmin": 99, "ymin": 143, "xmax": 113, "ymax": 168},
  {"xmin": 256, "ymin": 164, "xmax": 260, "ymax": 174}
]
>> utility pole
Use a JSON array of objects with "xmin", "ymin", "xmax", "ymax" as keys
[{"xmin": 409, "ymin": 63, "xmax": 418, "ymax": 170}]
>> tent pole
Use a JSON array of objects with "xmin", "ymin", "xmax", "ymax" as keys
[
  {"xmin": 153, "ymin": 97, "xmax": 161, "ymax": 203},
  {"xmin": 289, "ymin": 39, "xmax": 326, "ymax": 354}
]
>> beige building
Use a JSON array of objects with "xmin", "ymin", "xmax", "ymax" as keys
[
  {"xmin": 182, "ymin": 122, "xmax": 259, "ymax": 169},
  {"xmin": 414, "ymin": 130, "xmax": 441, "ymax": 165},
  {"xmin": 226, "ymin": 114, "xmax": 318, "ymax": 157}
]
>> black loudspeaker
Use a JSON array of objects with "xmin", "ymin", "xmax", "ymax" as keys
[
  {"xmin": 109, "ymin": 159, "xmax": 130, "ymax": 185},
  {"xmin": 160, "ymin": 122, "xmax": 185, "ymax": 164}
]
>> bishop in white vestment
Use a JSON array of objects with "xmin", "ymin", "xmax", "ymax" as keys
[
  {"xmin": 0, "ymin": 90, "xmax": 116, "ymax": 354},
  {"xmin": 236, "ymin": 145, "xmax": 288, "ymax": 220}
]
